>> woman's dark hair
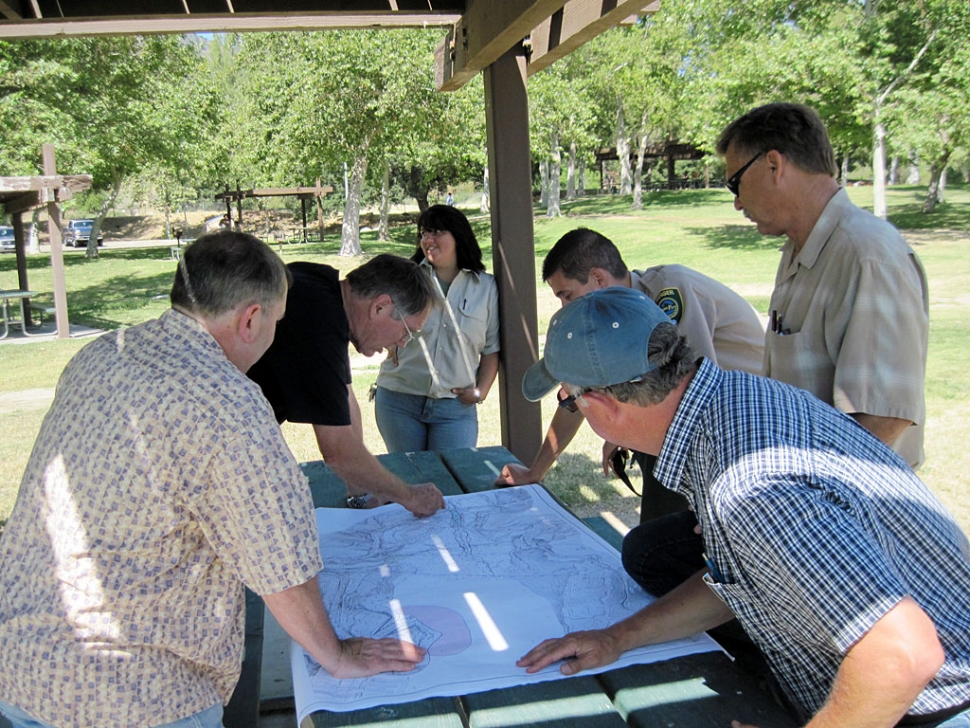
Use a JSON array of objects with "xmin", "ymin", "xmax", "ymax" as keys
[{"xmin": 412, "ymin": 205, "xmax": 485, "ymax": 273}]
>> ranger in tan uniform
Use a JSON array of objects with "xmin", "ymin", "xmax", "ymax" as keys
[{"xmin": 494, "ymin": 227, "xmax": 765, "ymax": 521}]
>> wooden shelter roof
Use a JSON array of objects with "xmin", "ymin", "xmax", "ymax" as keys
[
  {"xmin": 0, "ymin": 0, "xmax": 659, "ymax": 92},
  {"xmin": 0, "ymin": 0, "xmax": 660, "ymax": 461}
]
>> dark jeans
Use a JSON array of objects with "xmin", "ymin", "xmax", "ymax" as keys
[{"xmin": 621, "ymin": 510, "xmax": 703, "ymax": 597}]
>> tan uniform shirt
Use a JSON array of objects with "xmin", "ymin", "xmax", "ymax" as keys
[
  {"xmin": 633, "ymin": 265, "xmax": 765, "ymax": 374},
  {"xmin": 765, "ymin": 188, "xmax": 929, "ymax": 467},
  {"xmin": 378, "ymin": 266, "xmax": 500, "ymax": 398},
  {"xmin": 0, "ymin": 309, "xmax": 323, "ymax": 728}
]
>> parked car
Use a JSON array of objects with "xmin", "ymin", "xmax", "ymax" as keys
[
  {"xmin": 0, "ymin": 225, "xmax": 15, "ymax": 252},
  {"xmin": 63, "ymin": 219, "xmax": 104, "ymax": 248}
]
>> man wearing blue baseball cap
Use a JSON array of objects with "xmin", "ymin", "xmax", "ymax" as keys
[{"xmin": 517, "ymin": 288, "xmax": 970, "ymax": 728}]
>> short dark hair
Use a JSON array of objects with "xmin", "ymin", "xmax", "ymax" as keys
[
  {"xmin": 345, "ymin": 254, "xmax": 437, "ymax": 318},
  {"xmin": 412, "ymin": 205, "xmax": 485, "ymax": 273},
  {"xmin": 170, "ymin": 231, "xmax": 290, "ymax": 317},
  {"xmin": 716, "ymin": 102, "xmax": 836, "ymax": 177},
  {"xmin": 542, "ymin": 228, "xmax": 628, "ymax": 283},
  {"xmin": 573, "ymin": 323, "xmax": 696, "ymax": 406}
]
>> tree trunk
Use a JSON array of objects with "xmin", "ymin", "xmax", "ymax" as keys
[
  {"xmin": 616, "ymin": 101, "xmax": 632, "ymax": 195},
  {"xmin": 539, "ymin": 158, "xmax": 550, "ymax": 208},
  {"xmin": 889, "ymin": 155, "xmax": 899, "ymax": 185},
  {"xmin": 632, "ymin": 111, "xmax": 649, "ymax": 211},
  {"xmin": 378, "ymin": 159, "xmax": 391, "ymax": 242},
  {"xmin": 316, "ymin": 178, "xmax": 326, "ymax": 241},
  {"xmin": 87, "ymin": 174, "xmax": 123, "ymax": 259},
  {"xmin": 566, "ymin": 140, "xmax": 577, "ymax": 200},
  {"xmin": 841, "ymin": 154, "xmax": 850, "ymax": 185},
  {"xmin": 480, "ymin": 164, "xmax": 490, "ymax": 213},
  {"xmin": 922, "ymin": 151, "xmax": 951, "ymax": 213},
  {"xmin": 546, "ymin": 130, "xmax": 561, "ymax": 218},
  {"xmin": 578, "ymin": 157, "xmax": 586, "ymax": 197},
  {"xmin": 340, "ymin": 152, "xmax": 368, "ymax": 256},
  {"xmin": 906, "ymin": 151, "xmax": 921, "ymax": 184},
  {"xmin": 939, "ymin": 168, "xmax": 947, "ymax": 203},
  {"xmin": 871, "ymin": 117, "xmax": 888, "ymax": 220},
  {"xmin": 28, "ymin": 210, "xmax": 40, "ymax": 254}
]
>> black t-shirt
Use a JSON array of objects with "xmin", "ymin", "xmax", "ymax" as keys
[{"xmin": 248, "ymin": 262, "xmax": 352, "ymax": 426}]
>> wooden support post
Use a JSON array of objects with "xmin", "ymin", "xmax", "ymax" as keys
[
  {"xmin": 11, "ymin": 213, "xmax": 32, "ymax": 326},
  {"xmin": 483, "ymin": 46, "xmax": 542, "ymax": 464},
  {"xmin": 42, "ymin": 144, "xmax": 70, "ymax": 339}
]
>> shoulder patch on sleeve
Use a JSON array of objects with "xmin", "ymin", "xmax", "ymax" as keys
[{"xmin": 655, "ymin": 287, "xmax": 685, "ymax": 324}]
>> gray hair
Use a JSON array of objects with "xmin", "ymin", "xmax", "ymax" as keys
[
  {"xmin": 345, "ymin": 254, "xmax": 438, "ymax": 318},
  {"xmin": 568, "ymin": 322, "xmax": 696, "ymax": 406},
  {"xmin": 170, "ymin": 230, "xmax": 290, "ymax": 317},
  {"xmin": 716, "ymin": 102, "xmax": 836, "ymax": 177}
]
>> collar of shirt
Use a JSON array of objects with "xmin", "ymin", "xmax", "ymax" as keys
[
  {"xmin": 785, "ymin": 187, "xmax": 851, "ymax": 274},
  {"xmin": 654, "ymin": 357, "xmax": 722, "ymax": 493}
]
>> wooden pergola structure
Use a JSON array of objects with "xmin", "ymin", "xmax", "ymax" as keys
[
  {"xmin": 215, "ymin": 183, "xmax": 334, "ymax": 243},
  {"xmin": 0, "ymin": 0, "xmax": 660, "ymax": 463},
  {"xmin": 0, "ymin": 145, "xmax": 91, "ymax": 337},
  {"xmin": 596, "ymin": 141, "xmax": 707, "ymax": 190}
]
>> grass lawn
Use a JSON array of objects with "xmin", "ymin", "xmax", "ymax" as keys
[{"xmin": 2, "ymin": 185, "xmax": 969, "ymax": 534}]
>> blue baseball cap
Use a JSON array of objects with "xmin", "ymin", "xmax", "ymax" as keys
[{"xmin": 522, "ymin": 287, "xmax": 673, "ymax": 401}]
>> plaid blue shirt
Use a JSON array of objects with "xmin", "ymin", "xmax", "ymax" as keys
[{"xmin": 655, "ymin": 358, "xmax": 970, "ymax": 720}]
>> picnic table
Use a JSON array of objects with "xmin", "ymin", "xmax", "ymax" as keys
[
  {"xmin": 269, "ymin": 446, "xmax": 798, "ymax": 728},
  {"xmin": 0, "ymin": 289, "xmax": 38, "ymax": 339}
]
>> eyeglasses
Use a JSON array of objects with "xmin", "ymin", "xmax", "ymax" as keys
[
  {"xmin": 419, "ymin": 229, "xmax": 447, "ymax": 239},
  {"xmin": 726, "ymin": 151, "xmax": 763, "ymax": 196},
  {"xmin": 399, "ymin": 315, "xmax": 415, "ymax": 345}
]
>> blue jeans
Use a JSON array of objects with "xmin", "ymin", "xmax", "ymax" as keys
[
  {"xmin": 0, "ymin": 700, "xmax": 223, "ymax": 728},
  {"xmin": 374, "ymin": 387, "xmax": 478, "ymax": 453}
]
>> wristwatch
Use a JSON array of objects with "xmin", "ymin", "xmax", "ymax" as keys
[
  {"xmin": 345, "ymin": 494, "xmax": 373, "ymax": 509},
  {"xmin": 473, "ymin": 387, "xmax": 483, "ymax": 405}
]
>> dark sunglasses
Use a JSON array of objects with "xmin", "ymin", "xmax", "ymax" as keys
[
  {"xmin": 726, "ymin": 151, "xmax": 763, "ymax": 196},
  {"xmin": 557, "ymin": 389, "xmax": 580, "ymax": 413}
]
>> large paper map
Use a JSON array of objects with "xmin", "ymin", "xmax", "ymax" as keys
[{"xmin": 291, "ymin": 484, "xmax": 719, "ymax": 719}]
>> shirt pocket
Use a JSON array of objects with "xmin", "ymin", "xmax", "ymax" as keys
[
  {"xmin": 455, "ymin": 304, "xmax": 488, "ymax": 353},
  {"xmin": 765, "ymin": 329, "xmax": 834, "ymax": 402},
  {"xmin": 704, "ymin": 574, "xmax": 817, "ymax": 642}
]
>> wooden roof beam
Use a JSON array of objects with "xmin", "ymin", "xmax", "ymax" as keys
[
  {"xmin": 0, "ymin": 1, "xmax": 23, "ymax": 20},
  {"xmin": 436, "ymin": 0, "xmax": 566, "ymax": 91},
  {"xmin": 0, "ymin": 12, "xmax": 462, "ymax": 39},
  {"xmin": 527, "ymin": 0, "xmax": 659, "ymax": 77}
]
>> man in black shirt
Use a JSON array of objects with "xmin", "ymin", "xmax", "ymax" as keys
[{"xmin": 249, "ymin": 254, "xmax": 445, "ymax": 517}]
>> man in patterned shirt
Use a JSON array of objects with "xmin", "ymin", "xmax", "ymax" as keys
[
  {"xmin": 717, "ymin": 102, "xmax": 928, "ymax": 469},
  {"xmin": 517, "ymin": 288, "xmax": 970, "ymax": 728},
  {"xmin": 0, "ymin": 232, "xmax": 424, "ymax": 728}
]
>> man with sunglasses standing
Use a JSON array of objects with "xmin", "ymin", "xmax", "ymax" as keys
[
  {"xmin": 247, "ymin": 254, "xmax": 446, "ymax": 518},
  {"xmin": 717, "ymin": 102, "xmax": 929, "ymax": 469}
]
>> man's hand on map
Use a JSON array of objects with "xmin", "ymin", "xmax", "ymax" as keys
[
  {"xmin": 493, "ymin": 462, "xmax": 540, "ymax": 487},
  {"xmin": 516, "ymin": 629, "xmax": 622, "ymax": 676},
  {"xmin": 401, "ymin": 482, "xmax": 446, "ymax": 518},
  {"xmin": 330, "ymin": 637, "xmax": 427, "ymax": 678}
]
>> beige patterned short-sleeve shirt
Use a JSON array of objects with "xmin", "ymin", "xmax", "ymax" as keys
[{"xmin": 0, "ymin": 309, "xmax": 323, "ymax": 728}]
